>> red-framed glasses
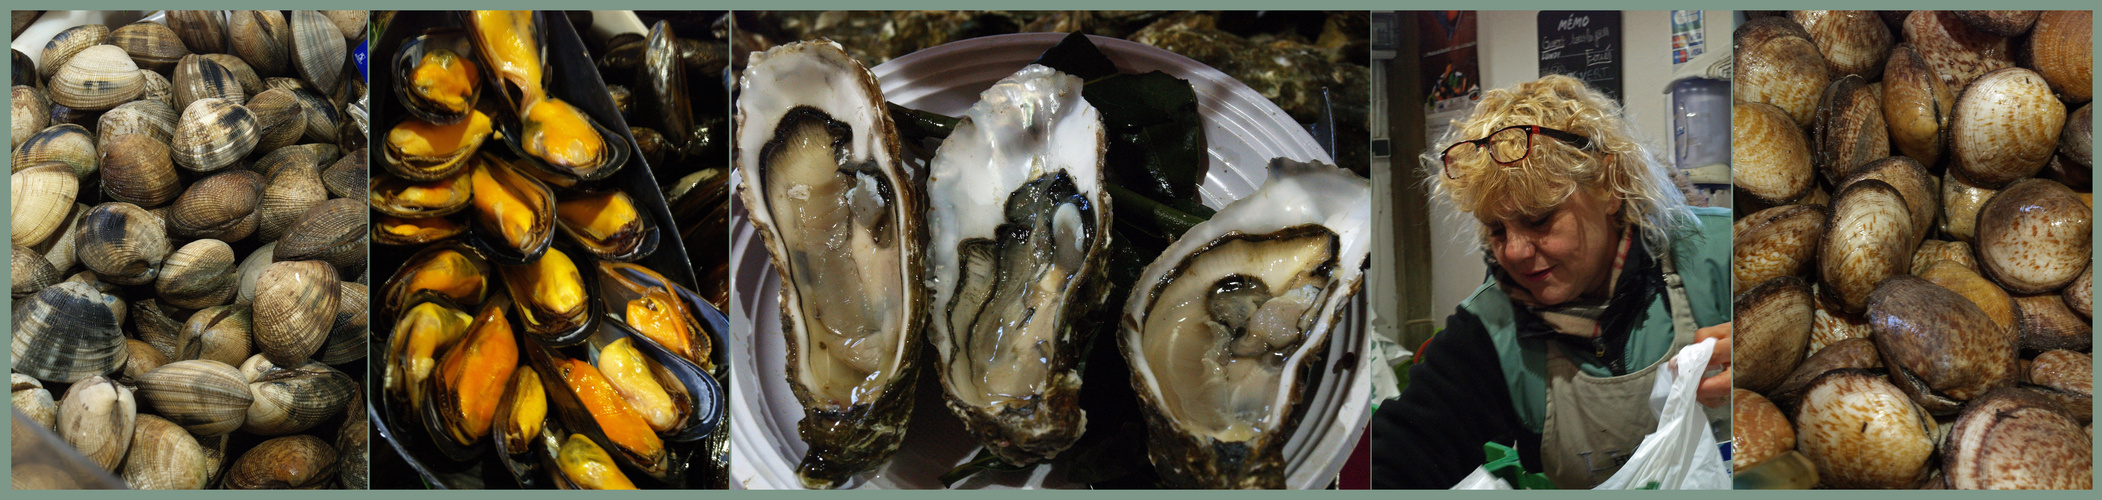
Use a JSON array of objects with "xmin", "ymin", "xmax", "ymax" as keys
[{"xmin": 1440, "ymin": 125, "xmax": 1594, "ymax": 179}]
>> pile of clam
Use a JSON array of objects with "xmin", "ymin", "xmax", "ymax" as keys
[
  {"xmin": 371, "ymin": 10, "xmax": 722, "ymax": 489},
  {"xmin": 1731, "ymin": 10, "xmax": 2092, "ymax": 489},
  {"xmin": 9, "ymin": 10, "xmax": 370, "ymax": 489}
]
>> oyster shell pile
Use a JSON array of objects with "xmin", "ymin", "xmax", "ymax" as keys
[
  {"xmin": 369, "ymin": 10, "xmax": 723, "ymax": 490},
  {"xmin": 1730, "ymin": 10, "xmax": 2092, "ymax": 489},
  {"xmin": 735, "ymin": 39, "xmax": 927, "ymax": 489},
  {"xmin": 9, "ymin": 10, "xmax": 368, "ymax": 490}
]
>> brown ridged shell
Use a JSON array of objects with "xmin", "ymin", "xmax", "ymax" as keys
[
  {"xmin": 1792, "ymin": 11, "xmax": 1893, "ymax": 79},
  {"xmin": 1953, "ymin": 10, "xmax": 2039, "ymax": 37},
  {"xmin": 2027, "ymin": 11, "xmax": 2091, "ymax": 102},
  {"xmin": 224, "ymin": 435, "xmax": 336, "ymax": 489},
  {"xmin": 134, "ymin": 359, "xmax": 252, "ymax": 436},
  {"xmin": 1941, "ymin": 387, "xmax": 2091, "ymax": 489},
  {"xmin": 76, "ymin": 202, "xmax": 171, "ymax": 286},
  {"xmin": 1735, "ymin": 276, "xmax": 1815, "ymax": 393},
  {"xmin": 179, "ymin": 305, "xmax": 253, "ymax": 368},
  {"xmin": 1880, "ymin": 44, "xmax": 1954, "ymax": 166},
  {"xmin": 110, "ymin": 21, "xmax": 189, "ymax": 74},
  {"xmin": 13, "ymin": 123, "xmax": 98, "ymax": 178},
  {"xmin": 9, "ymin": 281, "xmax": 128, "ymax": 383},
  {"xmin": 1732, "ymin": 101, "xmax": 1813, "ymax": 205},
  {"xmin": 322, "ymin": 148, "xmax": 367, "ymax": 199},
  {"xmin": 246, "ymin": 88, "xmax": 306, "ymax": 152},
  {"xmin": 165, "ymin": 11, "xmax": 227, "ymax": 55},
  {"xmin": 275, "ymin": 198, "xmax": 368, "ymax": 272},
  {"xmin": 1904, "ymin": 11, "xmax": 2015, "ymax": 90},
  {"xmin": 1868, "ymin": 275, "xmax": 2019, "ymax": 415},
  {"xmin": 1736, "ymin": 17, "xmax": 1831, "ymax": 127},
  {"xmin": 12, "ymin": 85, "xmax": 50, "ymax": 150},
  {"xmin": 97, "ymin": 99, "xmax": 178, "ymax": 149},
  {"xmin": 1836, "ymin": 156, "xmax": 1936, "ymax": 247},
  {"xmin": 168, "ymin": 170, "xmax": 264, "ymax": 241},
  {"xmin": 255, "ymin": 153, "xmax": 330, "ymax": 242},
  {"xmin": 47, "ymin": 45, "xmax": 144, "ymax": 111},
  {"xmin": 173, "ymin": 54, "xmax": 245, "ymax": 110},
  {"xmin": 1733, "ymin": 204, "xmax": 1827, "ymax": 294},
  {"xmin": 1811, "ymin": 75, "xmax": 1889, "ymax": 183},
  {"xmin": 156, "ymin": 239, "xmax": 239, "ymax": 310},
  {"xmin": 228, "ymin": 11, "xmax": 291, "ymax": 77},
  {"xmin": 39, "ymin": 24, "xmax": 110, "ymax": 81},
  {"xmin": 242, "ymin": 360, "xmax": 354, "ymax": 435},
  {"xmin": 1819, "ymin": 180, "xmax": 1910, "ymax": 313},
  {"xmin": 289, "ymin": 11, "xmax": 347, "ymax": 93},
  {"xmin": 318, "ymin": 281, "xmax": 368, "ymax": 366},
  {"xmin": 13, "ymin": 244, "xmax": 61, "ymax": 299},
  {"xmin": 98, "ymin": 133, "xmax": 182, "ymax": 208},
  {"xmin": 252, "ymin": 260, "xmax": 342, "ymax": 366},
  {"xmin": 9, "ymin": 162, "xmax": 80, "ymax": 248},
  {"xmin": 172, "ymin": 97, "xmax": 260, "ymax": 172}
]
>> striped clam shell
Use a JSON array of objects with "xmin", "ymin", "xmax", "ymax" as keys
[{"xmin": 9, "ymin": 281, "xmax": 129, "ymax": 383}]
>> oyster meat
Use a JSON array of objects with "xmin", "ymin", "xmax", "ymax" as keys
[
  {"xmin": 924, "ymin": 64, "xmax": 1110, "ymax": 465},
  {"xmin": 1120, "ymin": 158, "xmax": 1370, "ymax": 489},
  {"xmin": 735, "ymin": 39, "xmax": 926, "ymax": 489}
]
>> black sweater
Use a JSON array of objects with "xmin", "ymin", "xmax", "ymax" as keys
[{"xmin": 1369, "ymin": 308, "xmax": 1539, "ymax": 489}]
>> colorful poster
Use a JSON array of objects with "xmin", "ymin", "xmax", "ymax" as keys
[
  {"xmin": 1419, "ymin": 11, "xmax": 1480, "ymax": 115},
  {"xmin": 1672, "ymin": 10, "xmax": 1706, "ymax": 65}
]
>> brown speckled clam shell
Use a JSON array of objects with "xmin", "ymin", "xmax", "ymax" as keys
[
  {"xmin": 1976, "ymin": 178, "xmax": 2090, "ymax": 294},
  {"xmin": 1793, "ymin": 369, "xmax": 1936, "ymax": 489},
  {"xmin": 1820, "ymin": 180, "xmax": 1911, "ymax": 313},
  {"xmin": 1733, "ymin": 101, "xmax": 1814, "ymax": 205},
  {"xmin": 2026, "ymin": 11, "xmax": 2091, "ymax": 102},
  {"xmin": 1735, "ymin": 276, "xmax": 1815, "ymax": 393},
  {"xmin": 1732, "ymin": 388, "xmax": 1794, "ymax": 473},
  {"xmin": 1867, "ymin": 275, "xmax": 2019, "ymax": 415},
  {"xmin": 1734, "ymin": 204, "xmax": 1826, "ymax": 294},
  {"xmin": 1812, "ymin": 75, "xmax": 1889, "ymax": 184},
  {"xmin": 1881, "ymin": 44, "xmax": 1955, "ymax": 167},
  {"xmin": 1837, "ymin": 157, "xmax": 1936, "ymax": 247},
  {"xmin": 1950, "ymin": 68, "xmax": 2066, "ymax": 189},
  {"xmin": 1904, "ymin": 11, "xmax": 2015, "ymax": 90},
  {"xmin": 1736, "ymin": 17, "xmax": 1830, "ymax": 127},
  {"xmin": 1792, "ymin": 11, "xmax": 1893, "ymax": 79},
  {"xmin": 1941, "ymin": 387, "xmax": 2092, "ymax": 489}
]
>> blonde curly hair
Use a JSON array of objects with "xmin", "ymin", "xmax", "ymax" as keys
[{"xmin": 1422, "ymin": 75, "xmax": 1694, "ymax": 255}]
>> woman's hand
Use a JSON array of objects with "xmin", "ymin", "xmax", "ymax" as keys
[{"xmin": 1693, "ymin": 322, "xmax": 1731, "ymax": 408}]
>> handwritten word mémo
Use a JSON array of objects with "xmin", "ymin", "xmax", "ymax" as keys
[{"xmin": 1556, "ymin": 15, "xmax": 1591, "ymax": 31}]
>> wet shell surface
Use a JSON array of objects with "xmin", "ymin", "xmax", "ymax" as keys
[
  {"xmin": 98, "ymin": 99, "xmax": 179, "ymax": 147},
  {"xmin": 39, "ymin": 24, "xmax": 111, "ymax": 81},
  {"xmin": 274, "ymin": 198, "xmax": 368, "ymax": 271},
  {"xmin": 174, "ymin": 54, "xmax": 246, "ymax": 111},
  {"xmin": 10, "ymin": 161, "xmax": 80, "ymax": 248},
  {"xmin": 1837, "ymin": 156, "xmax": 1936, "ymax": 247},
  {"xmin": 1976, "ymin": 178, "xmax": 2090, "ymax": 294},
  {"xmin": 76, "ymin": 202, "xmax": 171, "ymax": 286},
  {"xmin": 1939, "ymin": 170, "xmax": 1998, "ymax": 243},
  {"xmin": 1732, "ymin": 388, "xmax": 1793, "ymax": 473},
  {"xmin": 47, "ymin": 45, "xmax": 143, "ymax": 111},
  {"xmin": 242, "ymin": 359, "xmax": 355, "ymax": 435},
  {"xmin": 1917, "ymin": 260, "xmax": 2016, "ymax": 331},
  {"xmin": 111, "ymin": 22, "xmax": 190, "ymax": 74},
  {"xmin": 1732, "ymin": 101, "xmax": 1814, "ymax": 205},
  {"xmin": 1735, "ymin": 276, "xmax": 1815, "ymax": 394},
  {"xmin": 155, "ymin": 239, "xmax": 238, "ymax": 310},
  {"xmin": 1881, "ymin": 45, "xmax": 1955, "ymax": 166},
  {"xmin": 2026, "ymin": 11, "xmax": 2091, "ymax": 102},
  {"xmin": 57, "ymin": 375, "xmax": 136, "ymax": 471},
  {"xmin": 9, "ymin": 281, "xmax": 128, "ymax": 383},
  {"xmin": 290, "ymin": 11, "xmax": 346, "ymax": 92},
  {"xmin": 179, "ymin": 305, "xmax": 254, "ymax": 368},
  {"xmin": 252, "ymin": 260, "xmax": 342, "ymax": 366},
  {"xmin": 2064, "ymin": 266, "xmax": 2092, "ymax": 318},
  {"xmin": 98, "ymin": 133, "xmax": 182, "ymax": 208},
  {"xmin": 123, "ymin": 414, "xmax": 211, "ymax": 489},
  {"xmin": 1811, "ymin": 75, "xmax": 1889, "ymax": 183},
  {"xmin": 12, "ymin": 85, "xmax": 50, "ymax": 150},
  {"xmin": 165, "ymin": 11, "xmax": 227, "ymax": 55},
  {"xmin": 13, "ymin": 245, "xmax": 61, "ymax": 299},
  {"xmin": 168, "ymin": 170, "xmax": 264, "ymax": 241},
  {"xmin": 14, "ymin": 123, "xmax": 99, "ymax": 178},
  {"xmin": 1904, "ymin": 11, "xmax": 2015, "ymax": 90},
  {"xmin": 172, "ymin": 97, "xmax": 261, "ymax": 172},
  {"xmin": 135, "ymin": 359, "xmax": 252, "ymax": 436},
  {"xmin": 1793, "ymin": 11, "xmax": 1893, "ymax": 79},
  {"xmin": 246, "ymin": 88, "xmax": 306, "ymax": 152},
  {"xmin": 224, "ymin": 435, "xmax": 336, "ymax": 489},
  {"xmin": 1818, "ymin": 180, "xmax": 1910, "ymax": 313},
  {"xmin": 228, "ymin": 11, "xmax": 292, "ymax": 77},
  {"xmin": 1733, "ymin": 205, "xmax": 1828, "ymax": 294},
  {"xmin": 2013, "ymin": 293, "xmax": 2090, "ymax": 354},
  {"xmin": 1792, "ymin": 369, "xmax": 1936, "ymax": 488},
  {"xmin": 1867, "ymin": 275, "xmax": 2019, "ymax": 415},
  {"xmin": 1736, "ymin": 17, "xmax": 1830, "ymax": 127},
  {"xmin": 1941, "ymin": 387, "xmax": 2092, "ymax": 489},
  {"xmin": 1950, "ymin": 68, "xmax": 2066, "ymax": 189},
  {"xmin": 256, "ymin": 154, "xmax": 331, "ymax": 242}
]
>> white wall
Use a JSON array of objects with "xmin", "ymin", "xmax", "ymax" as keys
[{"xmin": 1424, "ymin": 10, "xmax": 1721, "ymax": 328}]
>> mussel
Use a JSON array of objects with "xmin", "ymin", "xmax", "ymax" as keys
[
  {"xmin": 394, "ymin": 31, "xmax": 481, "ymax": 124},
  {"xmin": 424, "ymin": 300, "xmax": 519, "ymax": 457},
  {"xmin": 381, "ymin": 242, "xmax": 496, "ymax": 316},
  {"xmin": 498, "ymin": 245, "xmax": 599, "ymax": 343},
  {"xmin": 383, "ymin": 111, "xmax": 492, "ymax": 181},
  {"xmin": 467, "ymin": 153, "xmax": 558, "ymax": 263},
  {"xmin": 555, "ymin": 190, "xmax": 658, "ymax": 262},
  {"xmin": 374, "ymin": 215, "xmax": 468, "ymax": 246},
  {"xmin": 597, "ymin": 262, "xmax": 719, "ymax": 372},
  {"xmin": 371, "ymin": 169, "xmax": 473, "ymax": 218},
  {"xmin": 465, "ymin": 10, "xmax": 547, "ymax": 112},
  {"xmin": 555, "ymin": 434, "xmax": 638, "ymax": 489},
  {"xmin": 384, "ymin": 300, "xmax": 473, "ymax": 418},
  {"xmin": 508, "ymin": 97, "xmax": 628, "ymax": 181}
]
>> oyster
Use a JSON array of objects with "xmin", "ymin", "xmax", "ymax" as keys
[
  {"xmin": 1120, "ymin": 158, "xmax": 1370, "ymax": 489},
  {"xmin": 734, "ymin": 40, "xmax": 926, "ymax": 489},
  {"xmin": 924, "ymin": 64, "xmax": 1110, "ymax": 465}
]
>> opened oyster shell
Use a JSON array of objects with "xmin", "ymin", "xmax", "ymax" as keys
[
  {"xmin": 1120, "ymin": 158, "xmax": 1370, "ymax": 489},
  {"xmin": 924, "ymin": 64, "xmax": 1110, "ymax": 466},
  {"xmin": 734, "ymin": 39, "xmax": 926, "ymax": 489}
]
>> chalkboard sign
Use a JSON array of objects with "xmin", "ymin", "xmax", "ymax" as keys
[{"xmin": 1538, "ymin": 11, "xmax": 1623, "ymax": 102}]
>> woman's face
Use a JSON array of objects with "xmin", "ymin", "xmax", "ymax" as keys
[{"xmin": 1485, "ymin": 189, "xmax": 1622, "ymax": 306}]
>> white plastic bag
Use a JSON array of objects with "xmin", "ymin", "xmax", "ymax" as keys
[
  {"xmin": 1450, "ymin": 466, "xmax": 1514, "ymax": 490},
  {"xmin": 1594, "ymin": 338, "xmax": 1730, "ymax": 490}
]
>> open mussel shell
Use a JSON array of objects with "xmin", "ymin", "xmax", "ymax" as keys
[
  {"xmin": 374, "ymin": 214, "xmax": 468, "ymax": 246},
  {"xmin": 493, "ymin": 365, "xmax": 558, "ymax": 489},
  {"xmin": 415, "ymin": 299, "xmax": 519, "ymax": 463},
  {"xmin": 380, "ymin": 240, "xmax": 497, "ymax": 319},
  {"xmin": 519, "ymin": 329, "xmax": 684, "ymax": 487},
  {"xmin": 496, "ymin": 243, "xmax": 603, "ymax": 346},
  {"xmin": 460, "ymin": 10, "xmax": 548, "ymax": 115},
  {"xmin": 371, "ymin": 168, "xmax": 473, "ymax": 218},
  {"xmin": 586, "ymin": 319, "xmax": 723, "ymax": 443},
  {"xmin": 383, "ymin": 111, "xmax": 492, "ymax": 182},
  {"xmin": 393, "ymin": 29, "xmax": 481, "ymax": 125},
  {"xmin": 555, "ymin": 190, "xmax": 659, "ymax": 262},
  {"xmin": 492, "ymin": 100, "xmax": 632, "ymax": 183},
  {"xmin": 595, "ymin": 262, "xmax": 726, "ymax": 373},
  {"xmin": 464, "ymin": 153, "xmax": 558, "ymax": 265}
]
